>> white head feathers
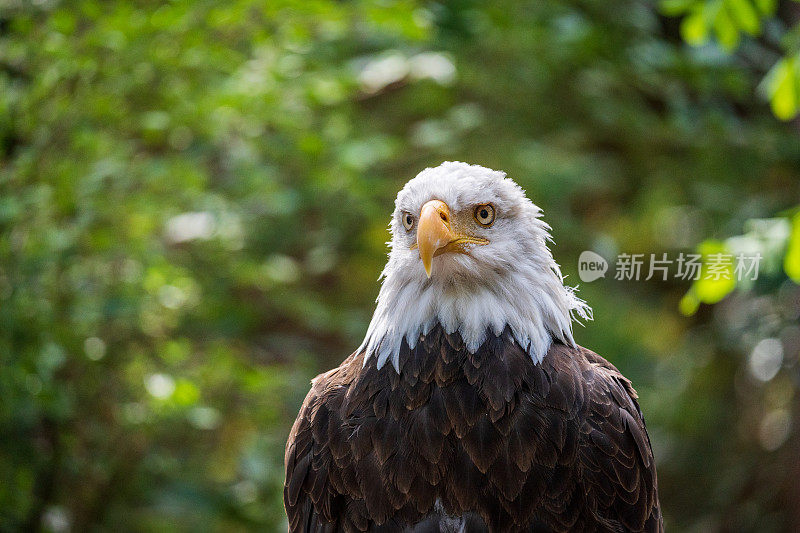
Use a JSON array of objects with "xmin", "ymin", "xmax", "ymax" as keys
[{"xmin": 359, "ymin": 161, "xmax": 592, "ymax": 372}]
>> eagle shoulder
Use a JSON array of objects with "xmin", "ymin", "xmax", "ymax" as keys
[
  {"xmin": 284, "ymin": 353, "xmax": 364, "ymax": 532},
  {"xmin": 567, "ymin": 345, "xmax": 663, "ymax": 532}
]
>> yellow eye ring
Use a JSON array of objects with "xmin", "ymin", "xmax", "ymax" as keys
[
  {"xmin": 474, "ymin": 204, "xmax": 495, "ymax": 226},
  {"xmin": 402, "ymin": 212, "xmax": 415, "ymax": 231}
]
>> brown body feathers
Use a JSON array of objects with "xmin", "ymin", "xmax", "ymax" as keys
[{"xmin": 284, "ymin": 325, "xmax": 662, "ymax": 532}]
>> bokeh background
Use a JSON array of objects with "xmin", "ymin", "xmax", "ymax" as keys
[{"xmin": 2, "ymin": 0, "xmax": 800, "ymax": 531}]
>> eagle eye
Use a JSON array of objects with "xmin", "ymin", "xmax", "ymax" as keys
[
  {"xmin": 474, "ymin": 204, "xmax": 495, "ymax": 226},
  {"xmin": 402, "ymin": 212, "xmax": 414, "ymax": 231}
]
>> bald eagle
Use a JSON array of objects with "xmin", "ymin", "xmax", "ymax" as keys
[{"xmin": 284, "ymin": 162, "xmax": 662, "ymax": 532}]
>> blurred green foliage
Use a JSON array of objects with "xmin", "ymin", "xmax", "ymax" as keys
[
  {"xmin": 1, "ymin": 0, "xmax": 800, "ymax": 531},
  {"xmin": 680, "ymin": 212, "xmax": 800, "ymax": 314},
  {"xmin": 662, "ymin": 0, "xmax": 800, "ymax": 120}
]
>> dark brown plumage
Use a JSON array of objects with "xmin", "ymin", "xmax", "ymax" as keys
[{"xmin": 284, "ymin": 325, "xmax": 662, "ymax": 532}]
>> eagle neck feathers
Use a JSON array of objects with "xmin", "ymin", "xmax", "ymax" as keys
[{"xmin": 359, "ymin": 249, "xmax": 591, "ymax": 372}]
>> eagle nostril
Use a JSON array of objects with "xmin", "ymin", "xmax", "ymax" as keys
[{"xmin": 439, "ymin": 211, "xmax": 448, "ymax": 222}]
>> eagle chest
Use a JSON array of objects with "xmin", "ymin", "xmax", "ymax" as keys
[{"xmin": 317, "ymin": 327, "xmax": 586, "ymax": 531}]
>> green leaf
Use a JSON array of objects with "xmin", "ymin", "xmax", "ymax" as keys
[
  {"xmin": 693, "ymin": 270, "xmax": 736, "ymax": 303},
  {"xmin": 764, "ymin": 57, "xmax": 800, "ymax": 121},
  {"xmin": 172, "ymin": 379, "xmax": 200, "ymax": 406},
  {"xmin": 726, "ymin": 0, "xmax": 761, "ymax": 35},
  {"xmin": 713, "ymin": 5, "xmax": 741, "ymax": 50},
  {"xmin": 754, "ymin": 0, "xmax": 777, "ymax": 16},
  {"xmin": 785, "ymin": 213, "xmax": 800, "ymax": 283},
  {"xmin": 681, "ymin": 9, "xmax": 710, "ymax": 45},
  {"xmin": 679, "ymin": 291, "xmax": 701, "ymax": 316},
  {"xmin": 660, "ymin": 0, "xmax": 700, "ymax": 16},
  {"xmin": 685, "ymin": 240, "xmax": 737, "ymax": 308}
]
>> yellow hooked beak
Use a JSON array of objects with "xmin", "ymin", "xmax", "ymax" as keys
[{"xmin": 414, "ymin": 200, "xmax": 488, "ymax": 278}]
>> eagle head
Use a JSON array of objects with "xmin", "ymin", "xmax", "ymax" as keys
[{"xmin": 360, "ymin": 161, "xmax": 591, "ymax": 371}]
